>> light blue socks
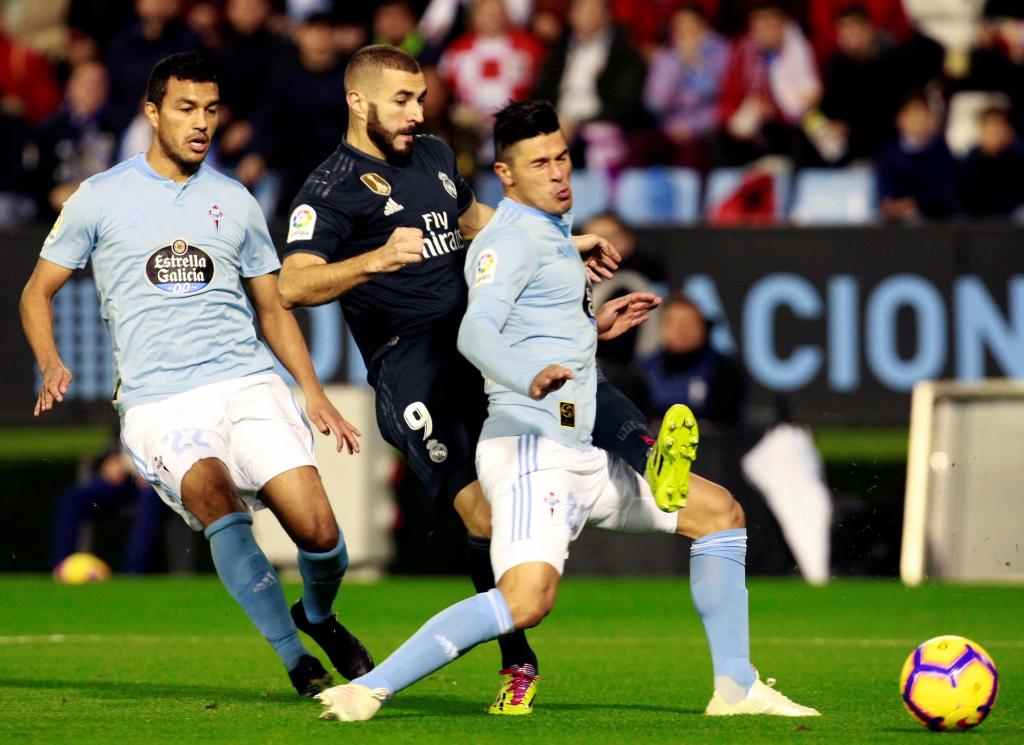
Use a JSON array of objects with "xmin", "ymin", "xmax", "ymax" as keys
[
  {"xmin": 205, "ymin": 512, "xmax": 308, "ymax": 670},
  {"xmin": 690, "ymin": 528, "xmax": 756, "ymax": 701},
  {"xmin": 354, "ymin": 589, "xmax": 515, "ymax": 695},
  {"xmin": 297, "ymin": 531, "xmax": 348, "ymax": 623}
]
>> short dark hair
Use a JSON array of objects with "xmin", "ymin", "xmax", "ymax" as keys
[
  {"xmin": 979, "ymin": 105, "xmax": 1013, "ymax": 126},
  {"xmin": 836, "ymin": 4, "xmax": 870, "ymax": 23},
  {"xmin": 344, "ymin": 44, "xmax": 421, "ymax": 92},
  {"xmin": 146, "ymin": 51, "xmax": 218, "ymax": 106},
  {"xmin": 493, "ymin": 100, "xmax": 561, "ymax": 160}
]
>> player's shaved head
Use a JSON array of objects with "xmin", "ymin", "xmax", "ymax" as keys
[{"xmin": 344, "ymin": 44, "xmax": 421, "ymax": 94}]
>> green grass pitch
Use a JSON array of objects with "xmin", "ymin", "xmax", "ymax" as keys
[{"xmin": 0, "ymin": 577, "xmax": 1020, "ymax": 744}]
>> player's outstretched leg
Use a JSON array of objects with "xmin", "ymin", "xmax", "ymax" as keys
[
  {"xmin": 672, "ymin": 471, "xmax": 820, "ymax": 717},
  {"xmin": 292, "ymin": 530, "xmax": 375, "ymax": 680},
  {"xmin": 204, "ymin": 512, "xmax": 332, "ymax": 697},
  {"xmin": 593, "ymin": 374, "xmax": 656, "ymax": 478},
  {"xmin": 467, "ymin": 534, "xmax": 540, "ymax": 715},
  {"xmin": 646, "ymin": 404, "xmax": 699, "ymax": 512},
  {"xmin": 317, "ymin": 588, "xmax": 516, "ymax": 721},
  {"xmin": 458, "ymin": 482, "xmax": 541, "ymax": 715}
]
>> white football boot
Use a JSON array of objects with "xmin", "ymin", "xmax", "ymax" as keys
[
  {"xmin": 317, "ymin": 683, "xmax": 390, "ymax": 721},
  {"xmin": 705, "ymin": 674, "xmax": 821, "ymax": 717}
]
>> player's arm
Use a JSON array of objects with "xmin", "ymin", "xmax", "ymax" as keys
[
  {"xmin": 457, "ymin": 198, "xmax": 494, "ymax": 240},
  {"xmin": 278, "ymin": 225, "xmax": 423, "ymax": 309},
  {"xmin": 457, "ymin": 233, "xmax": 562, "ymax": 399},
  {"xmin": 595, "ymin": 291, "xmax": 662, "ymax": 340},
  {"xmin": 574, "ymin": 233, "xmax": 620, "ymax": 283},
  {"xmin": 20, "ymin": 258, "xmax": 75, "ymax": 416},
  {"xmin": 245, "ymin": 273, "xmax": 361, "ymax": 454}
]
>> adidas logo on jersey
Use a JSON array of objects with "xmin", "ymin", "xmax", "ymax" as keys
[{"xmin": 384, "ymin": 197, "xmax": 404, "ymax": 216}]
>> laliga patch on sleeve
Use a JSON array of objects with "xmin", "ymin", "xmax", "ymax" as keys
[
  {"xmin": 473, "ymin": 249, "xmax": 497, "ymax": 286},
  {"xmin": 287, "ymin": 204, "xmax": 317, "ymax": 242},
  {"xmin": 44, "ymin": 210, "xmax": 64, "ymax": 245}
]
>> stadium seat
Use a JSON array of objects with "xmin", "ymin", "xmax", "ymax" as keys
[
  {"xmin": 613, "ymin": 167, "xmax": 701, "ymax": 225},
  {"xmin": 788, "ymin": 167, "xmax": 877, "ymax": 225},
  {"xmin": 704, "ymin": 166, "xmax": 791, "ymax": 222},
  {"xmin": 569, "ymin": 169, "xmax": 612, "ymax": 223}
]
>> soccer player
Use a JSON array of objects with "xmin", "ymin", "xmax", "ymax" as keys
[
  {"xmin": 315, "ymin": 101, "xmax": 821, "ymax": 722},
  {"xmin": 278, "ymin": 44, "xmax": 653, "ymax": 714},
  {"xmin": 19, "ymin": 52, "xmax": 373, "ymax": 698}
]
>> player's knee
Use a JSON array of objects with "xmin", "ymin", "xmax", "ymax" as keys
[
  {"xmin": 296, "ymin": 517, "xmax": 340, "ymax": 553},
  {"xmin": 508, "ymin": 593, "xmax": 554, "ymax": 630},
  {"xmin": 699, "ymin": 484, "xmax": 744, "ymax": 536}
]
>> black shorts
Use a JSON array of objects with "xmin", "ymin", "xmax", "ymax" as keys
[{"xmin": 369, "ymin": 330, "xmax": 487, "ymax": 503}]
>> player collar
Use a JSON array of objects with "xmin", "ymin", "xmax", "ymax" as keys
[
  {"xmin": 500, "ymin": 197, "xmax": 574, "ymax": 237},
  {"xmin": 131, "ymin": 152, "xmax": 207, "ymax": 188}
]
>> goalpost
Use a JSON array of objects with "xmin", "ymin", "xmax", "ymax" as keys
[{"xmin": 901, "ymin": 379, "xmax": 1024, "ymax": 586}]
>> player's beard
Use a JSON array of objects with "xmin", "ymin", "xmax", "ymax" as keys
[
  {"xmin": 366, "ymin": 103, "xmax": 415, "ymax": 165},
  {"xmin": 156, "ymin": 127, "xmax": 204, "ymax": 176}
]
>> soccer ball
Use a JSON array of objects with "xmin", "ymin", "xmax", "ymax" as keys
[
  {"xmin": 899, "ymin": 635, "xmax": 998, "ymax": 731},
  {"xmin": 53, "ymin": 552, "xmax": 112, "ymax": 585}
]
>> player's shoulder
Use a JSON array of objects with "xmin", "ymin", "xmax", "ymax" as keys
[
  {"xmin": 471, "ymin": 219, "xmax": 532, "ymax": 259},
  {"xmin": 79, "ymin": 157, "xmax": 138, "ymax": 194},
  {"xmin": 413, "ymin": 134, "xmax": 455, "ymax": 161},
  {"xmin": 201, "ymin": 162, "xmax": 249, "ymax": 192},
  {"xmin": 294, "ymin": 145, "xmax": 364, "ymax": 203}
]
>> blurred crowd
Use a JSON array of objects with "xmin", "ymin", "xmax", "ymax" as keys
[{"xmin": 3, "ymin": 0, "xmax": 1024, "ymax": 225}]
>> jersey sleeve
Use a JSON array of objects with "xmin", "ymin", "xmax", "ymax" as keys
[
  {"xmin": 454, "ymin": 166, "xmax": 475, "ymax": 215},
  {"xmin": 38, "ymin": 182, "xmax": 97, "ymax": 269},
  {"xmin": 452, "ymin": 154, "xmax": 475, "ymax": 215},
  {"xmin": 457, "ymin": 227, "xmax": 543, "ymax": 395},
  {"xmin": 239, "ymin": 193, "xmax": 281, "ymax": 277},
  {"xmin": 280, "ymin": 190, "xmax": 353, "ymax": 262}
]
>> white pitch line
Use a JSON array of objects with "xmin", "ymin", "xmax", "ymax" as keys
[
  {"xmin": 0, "ymin": 634, "xmax": 251, "ymax": 645},
  {"xmin": 2, "ymin": 634, "xmax": 1023, "ymax": 649}
]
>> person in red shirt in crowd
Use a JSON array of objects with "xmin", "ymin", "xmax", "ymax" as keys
[
  {"xmin": 439, "ymin": 0, "xmax": 545, "ymax": 161},
  {"xmin": 717, "ymin": 0, "xmax": 821, "ymax": 165},
  {"xmin": 0, "ymin": 17, "xmax": 61, "ymax": 125}
]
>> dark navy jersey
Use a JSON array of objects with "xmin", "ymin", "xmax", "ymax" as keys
[{"xmin": 282, "ymin": 135, "xmax": 475, "ymax": 366}]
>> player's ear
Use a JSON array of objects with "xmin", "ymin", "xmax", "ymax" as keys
[
  {"xmin": 143, "ymin": 101, "xmax": 159, "ymax": 129},
  {"xmin": 494, "ymin": 160, "xmax": 513, "ymax": 187},
  {"xmin": 347, "ymin": 90, "xmax": 367, "ymax": 121}
]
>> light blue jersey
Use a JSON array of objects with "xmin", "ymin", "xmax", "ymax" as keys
[
  {"xmin": 458, "ymin": 197, "xmax": 597, "ymax": 450},
  {"xmin": 40, "ymin": 153, "xmax": 280, "ymax": 413}
]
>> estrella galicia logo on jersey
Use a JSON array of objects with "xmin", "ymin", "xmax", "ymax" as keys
[
  {"xmin": 145, "ymin": 239, "xmax": 215, "ymax": 295},
  {"xmin": 360, "ymin": 172, "xmax": 392, "ymax": 196},
  {"xmin": 287, "ymin": 204, "xmax": 317, "ymax": 242},
  {"xmin": 438, "ymin": 170, "xmax": 457, "ymax": 199}
]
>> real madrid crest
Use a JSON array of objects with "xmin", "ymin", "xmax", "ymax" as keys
[{"xmin": 438, "ymin": 171, "xmax": 457, "ymax": 199}]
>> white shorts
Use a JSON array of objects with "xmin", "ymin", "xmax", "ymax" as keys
[
  {"xmin": 477, "ymin": 435, "xmax": 678, "ymax": 581},
  {"xmin": 121, "ymin": 374, "xmax": 317, "ymax": 530}
]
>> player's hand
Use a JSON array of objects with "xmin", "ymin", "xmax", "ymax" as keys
[
  {"xmin": 34, "ymin": 362, "xmax": 72, "ymax": 416},
  {"xmin": 529, "ymin": 364, "xmax": 573, "ymax": 400},
  {"xmin": 574, "ymin": 234, "xmax": 620, "ymax": 283},
  {"xmin": 596, "ymin": 292, "xmax": 662, "ymax": 341},
  {"xmin": 306, "ymin": 391, "xmax": 362, "ymax": 454},
  {"xmin": 373, "ymin": 228, "xmax": 424, "ymax": 273}
]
